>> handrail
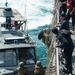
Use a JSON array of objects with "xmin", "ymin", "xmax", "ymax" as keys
[
  {"xmin": 56, "ymin": 47, "xmax": 59, "ymax": 75},
  {"xmin": 56, "ymin": 6, "xmax": 60, "ymax": 75},
  {"xmin": 45, "ymin": 0, "xmax": 60, "ymax": 75}
]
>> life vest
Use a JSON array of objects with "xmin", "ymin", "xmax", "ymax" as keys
[{"xmin": 66, "ymin": 0, "xmax": 73, "ymax": 9}]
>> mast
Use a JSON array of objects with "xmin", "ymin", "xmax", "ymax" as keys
[
  {"xmin": 24, "ymin": 0, "xmax": 27, "ymax": 31},
  {"xmin": 23, "ymin": 0, "xmax": 29, "ymax": 42},
  {"xmin": 5, "ymin": 0, "xmax": 8, "ymax": 7}
]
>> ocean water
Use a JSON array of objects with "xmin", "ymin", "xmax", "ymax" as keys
[{"xmin": 0, "ymin": 0, "xmax": 54, "ymax": 66}]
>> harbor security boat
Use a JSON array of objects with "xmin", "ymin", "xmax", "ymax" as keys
[{"xmin": 0, "ymin": 1, "xmax": 37, "ymax": 75}]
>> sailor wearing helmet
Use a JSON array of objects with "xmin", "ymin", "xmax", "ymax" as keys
[
  {"xmin": 34, "ymin": 61, "xmax": 46, "ymax": 75},
  {"xmin": 14, "ymin": 62, "xmax": 27, "ymax": 75}
]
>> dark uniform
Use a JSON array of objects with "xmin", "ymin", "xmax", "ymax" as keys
[
  {"xmin": 59, "ymin": 18, "xmax": 70, "ymax": 30},
  {"xmin": 59, "ymin": 0, "xmax": 67, "ymax": 14},
  {"xmin": 52, "ymin": 27, "xmax": 74, "ymax": 74},
  {"xmin": 56, "ymin": 13, "xmax": 74, "ymax": 74}
]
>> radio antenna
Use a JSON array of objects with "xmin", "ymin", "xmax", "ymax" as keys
[{"xmin": 5, "ymin": 0, "xmax": 8, "ymax": 7}]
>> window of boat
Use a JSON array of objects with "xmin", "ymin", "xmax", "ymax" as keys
[
  {"xmin": 0, "ymin": 49, "xmax": 17, "ymax": 67},
  {"xmin": 19, "ymin": 48, "xmax": 36, "ymax": 65}
]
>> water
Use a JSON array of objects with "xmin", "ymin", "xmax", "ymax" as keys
[
  {"xmin": 28, "ymin": 25, "xmax": 49, "ymax": 66},
  {"xmin": 0, "ymin": 0, "xmax": 54, "ymax": 66}
]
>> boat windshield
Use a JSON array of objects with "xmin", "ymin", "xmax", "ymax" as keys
[
  {"xmin": 19, "ymin": 48, "xmax": 36, "ymax": 65},
  {"xmin": 0, "ymin": 50, "xmax": 17, "ymax": 67}
]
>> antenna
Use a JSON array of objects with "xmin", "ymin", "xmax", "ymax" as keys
[
  {"xmin": 23, "ymin": 0, "xmax": 29, "ymax": 42},
  {"xmin": 24, "ymin": 0, "xmax": 27, "ymax": 31},
  {"xmin": 26, "ymin": 21, "xmax": 29, "ymax": 42},
  {"xmin": 5, "ymin": 0, "xmax": 8, "ymax": 7}
]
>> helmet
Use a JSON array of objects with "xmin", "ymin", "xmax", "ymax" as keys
[
  {"xmin": 19, "ymin": 62, "xmax": 24, "ymax": 67},
  {"xmin": 60, "ymin": 13, "xmax": 66, "ymax": 17},
  {"xmin": 36, "ymin": 61, "xmax": 41, "ymax": 66},
  {"xmin": 38, "ymin": 31, "xmax": 43, "ymax": 40},
  {"xmin": 51, "ymin": 27, "xmax": 58, "ymax": 35}
]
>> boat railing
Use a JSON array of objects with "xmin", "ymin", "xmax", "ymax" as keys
[
  {"xmin": 45, "ymin": 0, "xmax": 61, "ymax": 75},
  {"xmin": 45, "ymin": 0, "xmax": 75, "ymax": 74}
]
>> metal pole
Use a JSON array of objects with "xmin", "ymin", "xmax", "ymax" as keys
[
  {"xmin": 56, "ymin": 4, "xmax": 60, "ymax": 75},
  {"xmin": 56, "ymin": 48, "xmax": 59, "ymax": 75},
  {"xmin": 24, "ymin": 0, "xmax": 27, "ymax": 31},
  {"xmin": 56, "ymin": 9, "xmax": 59, "ymax": 23}
]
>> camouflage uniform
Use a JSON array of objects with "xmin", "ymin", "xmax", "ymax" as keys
[
  {"xmin": 14, "ymin": 62, "xmax": 27, "ymax": 75},
  {"xmin": 34, "ymin": 61, "xmax": 44, "ymax": 75}
]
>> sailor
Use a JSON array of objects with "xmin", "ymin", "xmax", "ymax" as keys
[
  {"xmin": 59, "ymin": 0, "xmax": 67, "ymax": 14},
  {"xmin": 34, "ymin": 61, "xmax": 45, "ymax": 75},
  {"xmin": 55, "ymin": 13, "xmax": 69, "ymax": 31},
  {"xmin": 14, "ymin": 62, "xmax": 27, "ymax": 75},
  {"xmin": 66, "ymin": 0, "xmax": 75, "ymax": 31},
  {"xmin": 6, "ymin": 17, "xmax": 11, "ymax": 29},
  {"xmin": 51, "ymin": 27, "xmax": 74, "ymax": 75}
]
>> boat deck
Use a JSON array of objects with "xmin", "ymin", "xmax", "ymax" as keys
[
  {"xmin": 0, "ymin": 7, "xmax": 36, "ymax": 50},
  {"xmin": 0, "ymin": 28, "xmax": 36, "ymax": 49}
]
